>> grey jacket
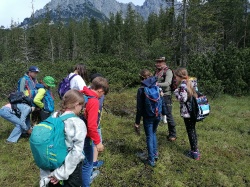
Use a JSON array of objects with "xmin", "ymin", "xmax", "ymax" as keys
[{"xmin": 155, "ymin": 68, "xmax": 173, "ymax": 96}]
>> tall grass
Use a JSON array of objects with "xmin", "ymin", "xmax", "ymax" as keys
[{"xmin": 0, "ymin": 91, "xmax": 249, "ymax": 187}]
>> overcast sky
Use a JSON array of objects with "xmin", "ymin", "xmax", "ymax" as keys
[{"xmin": 0, "ymin": 0, "xmax": 145, "ymax": 28}]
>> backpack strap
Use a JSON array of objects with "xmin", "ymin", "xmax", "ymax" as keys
[
  {"xmin": 60, "ymin": 113, "xmax": 77, "ymax": 121},
  {"xmin": 68, "ymin": 74, "xmax": 78, "ymax": 82}
]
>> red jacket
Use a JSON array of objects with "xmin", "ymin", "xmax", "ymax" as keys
[{"xmin": 80, "ymin": 87, "xmax": 100, "ymax": 145}]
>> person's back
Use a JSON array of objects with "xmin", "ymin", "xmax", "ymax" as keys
[
  {"xmin": 33, "ymin": 76, "xmax": 56, "ymax": 121},
  {"xmin": 69, "ymin": 64, "xmax": 88, "ymax": 90},
  {"xmin": 39, "ymin": 89, "xmax": 87, "ymax": 187},
  {"xmin": 135, "ymin": 69, "xmax": 163, "ymax": 167}
]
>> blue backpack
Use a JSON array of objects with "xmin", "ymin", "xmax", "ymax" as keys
[
  {"xmin": 144, "ymin": 86, "xmax": 162, "ymax": 117},
  {"xmin": 30, "ymin": 113, "xmax": 77, "ymax": 170},
  {"xmin": 43, "ymin": 90, "xmax": 54, "ymax": 113},
  {"xmin": 58, "ymin": 74, "xmax": 77, "ymax": 99}
]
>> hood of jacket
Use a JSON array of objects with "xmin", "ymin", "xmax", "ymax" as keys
[
  {"xmin": 35, "ymin": 83, "xmax": 45, "ymax": 89},
  {"xmin": 141, "ymin": 76, "xmax": 158, "ymax": 88}
]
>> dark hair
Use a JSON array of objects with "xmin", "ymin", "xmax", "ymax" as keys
[
  {"xmin": 90, "ymin": 73, "xmax": 103, "ymax": 83},
  {"xmin": 74, "ymin": 64, "xmax": 88, "ymax": 82},
  {"xmin": 91, "ymin": 77, "xmax": 109, "ymax": 95}
]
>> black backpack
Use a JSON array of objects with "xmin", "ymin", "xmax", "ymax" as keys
[{"xmin": 8, "ymin": 92, "xmax": 33, "ymax": 117}]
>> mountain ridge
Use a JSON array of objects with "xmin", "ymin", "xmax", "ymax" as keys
[{"xmin": 20, "ymin": 0, "xmax": 179, "ymax": 27}]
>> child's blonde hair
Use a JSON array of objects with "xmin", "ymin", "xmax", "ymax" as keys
[
  {"xmin": 175, "ymin": 68, "xmax": 197, "ymax": 98},
  {"xmin": 60, "ymin": 89, "xmax": 84, "ymax": 113},
  {"xmin": 139, "ymin": 69, "xmax": 152, "ymax": 80}
]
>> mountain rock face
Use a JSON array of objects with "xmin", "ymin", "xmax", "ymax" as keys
[{"xmin": 21, "ymin": 0, "xmax": 179, "ymax": 26}]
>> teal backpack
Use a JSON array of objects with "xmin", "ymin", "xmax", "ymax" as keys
[{"xmin": 30, "ymin": 113, "xmax": 77, "ymax": 170}]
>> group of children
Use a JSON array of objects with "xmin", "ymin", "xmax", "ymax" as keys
[
  {"xmin": 0, "ymin": 65, "xmax": 109, "ymax": 187},
  {"xmin": 135, "ymin": 66, "xmax": 201, "ymax": 167},
  {"xmin": 0, "ymin": 62, "xmax": 201, "ymax": 185}
]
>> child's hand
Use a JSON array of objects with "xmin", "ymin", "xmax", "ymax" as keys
[
  {"xmin": 134, "ymin": 124, "xmax": 140, "ymax": 136},
  {"xmin": 49, "ymin": 176, "xmax": 59, "ymax": 184},
  {"xmin": 96, "ymin": 143, "xmax": 104, "ymax": 152}
]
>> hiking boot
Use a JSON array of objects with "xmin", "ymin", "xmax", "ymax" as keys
[
  {"xmin": 167, "ymin": 135, "xmax": 177, "ymax": 141},
  {"xmin": 90, "ymin": 170, "xmax": 100, "ymax": 184},
  {"xmin": 187, "ymin": 150, "xmax": 200, "ymax": 160},
  {"xmin": 93, "ymin": 160, "xmax": 104, "ymax": 169}
]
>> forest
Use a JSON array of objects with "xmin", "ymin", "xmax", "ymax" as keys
[{"xmin": 0, "ymin": 0, "xmax": 250, "ymax": 96}]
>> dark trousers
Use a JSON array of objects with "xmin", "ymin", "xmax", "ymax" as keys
[
  {"xmin": 49, "ymin": 162, "xmax": 83, "ymax": 187},
  {"xmin": 184, "ymin": 118, "xmax": 198, "ymax": 151},
  {"xmin": 163, "ymin": 95, "xmax": 176, "ymax": 137}
]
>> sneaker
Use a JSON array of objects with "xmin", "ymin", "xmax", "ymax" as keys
[
  {"xmin": 5, "ymin": 140, "xmax": 16, "ymax": 144},
  {"xmin": 93, "ymin": 160, "xmax": 104, "ymax": 169},
  {"xmin": 167, "ymin": 135, "xmax": 177, "ymax": 141},
  {"xmin": 90, "ymin": 170, "xmax": 100, "ymax": 184},
  {"xmin": 154, "ymin": 153, "xmax": 159, "ymax": 162},
  {"xmin": 142, "ymin": 158, "xmax": 155, "ymax": 167},
  {"xmin": 187, "ymin": 150, "xmax": 200, "ymax": 160}
]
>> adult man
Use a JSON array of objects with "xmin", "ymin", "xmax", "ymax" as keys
[
  {"xmin": 17, "ymin": 66, "xmax": 40, "ymax": 126},
  {"xmin": 18, "ymin": 66, "xmax": 39, "ymax": 98},
  {"xmin": 154, "ymin": 57, "xmax": 177, "ymax": 141}
]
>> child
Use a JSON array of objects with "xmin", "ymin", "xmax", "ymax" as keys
[
  {"xmin": 173, "ymin": 67, "xmax": 200, "ymax": 160},
  {"xmin": 69, "ymin": 64, "xmax": 88, "ymax": 90},
  {"xmin": 40, "ymin": 89, "xmax": 87, "ymax": 187},
  {"xmin": 134, "ymin": 69, "xmax": 165, "ymax": 167},
  {"xmin": 89, "ymin": 73, "xmax": 106, "ymax": 182},
  {"xmin": 0, "ymin": 103, "xmax": 34, "ymax": 143},
  {"xmin": 33, "ymin": 76, "xmax": 56, "ymax": 121},
  {"xmin": 80, "ymin": 76, "xmax": 109, "ymax": 187}
]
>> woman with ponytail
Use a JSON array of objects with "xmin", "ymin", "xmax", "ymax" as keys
[{"xmin": 173, "ymin": 68, "xmax": 200, "ymax": 160}]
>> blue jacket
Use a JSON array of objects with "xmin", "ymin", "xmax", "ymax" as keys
[{"xmin": 135, "ymin": 76, "xmax": 166, "ymax": 124}]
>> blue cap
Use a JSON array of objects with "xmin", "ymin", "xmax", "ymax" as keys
[{"xmin": 28, "ymin": 66, "xmax": 39, "ymax": 72}]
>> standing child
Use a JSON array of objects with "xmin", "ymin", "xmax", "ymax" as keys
[
  {"xmin": 89, "ymin": 73, "xmax": 106, "ymax": 182},
  {"xmin": 135, "ymin": 69, "xmax": 165, "ymax": 167},
  {"xmin": 33, "ymin": 76, "xmax": 56, "ymax": 121},
  {"xmin": 40, "ymin": 89, "xmax": 87, "ymax": 187},
  {"xmin": 173, "ymin": 67, "xmax": 200, "ymax": 160},
  {"xmin": 80, "ymin": 77, "xmax": 109, "ymax": 187}
]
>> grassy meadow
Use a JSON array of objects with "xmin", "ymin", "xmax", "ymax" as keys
[{"xmin": 0, "ymin": 89, "xmax": 249, "ymax": 187}]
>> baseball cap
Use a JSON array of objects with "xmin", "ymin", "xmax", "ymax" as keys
[
  {"xmin": 28, "ymin": 66, "xmax": 40, "ymax": 72},
  {"xmin": 43, "ymin": 76, "xmax": 56, "ymax": 87}
]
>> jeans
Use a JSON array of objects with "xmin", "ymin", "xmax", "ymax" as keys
[
  {"xmin": 184, "ymin": 118, "xmax": 198, "ymax": 151},
  {"xmin": 143, "ymin": 116, "xmax": 161, "ymax": 162},
  {"xmin": 163, "ymin": 95, "xmax": 176, "ymax": 137},
  {"xmin": 0, "ymin": 104, "xmax": 31, "ymax": 143},
  {"xmin": 82, "ymin": 137, "xmax": 93, "ymax": 187}
]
